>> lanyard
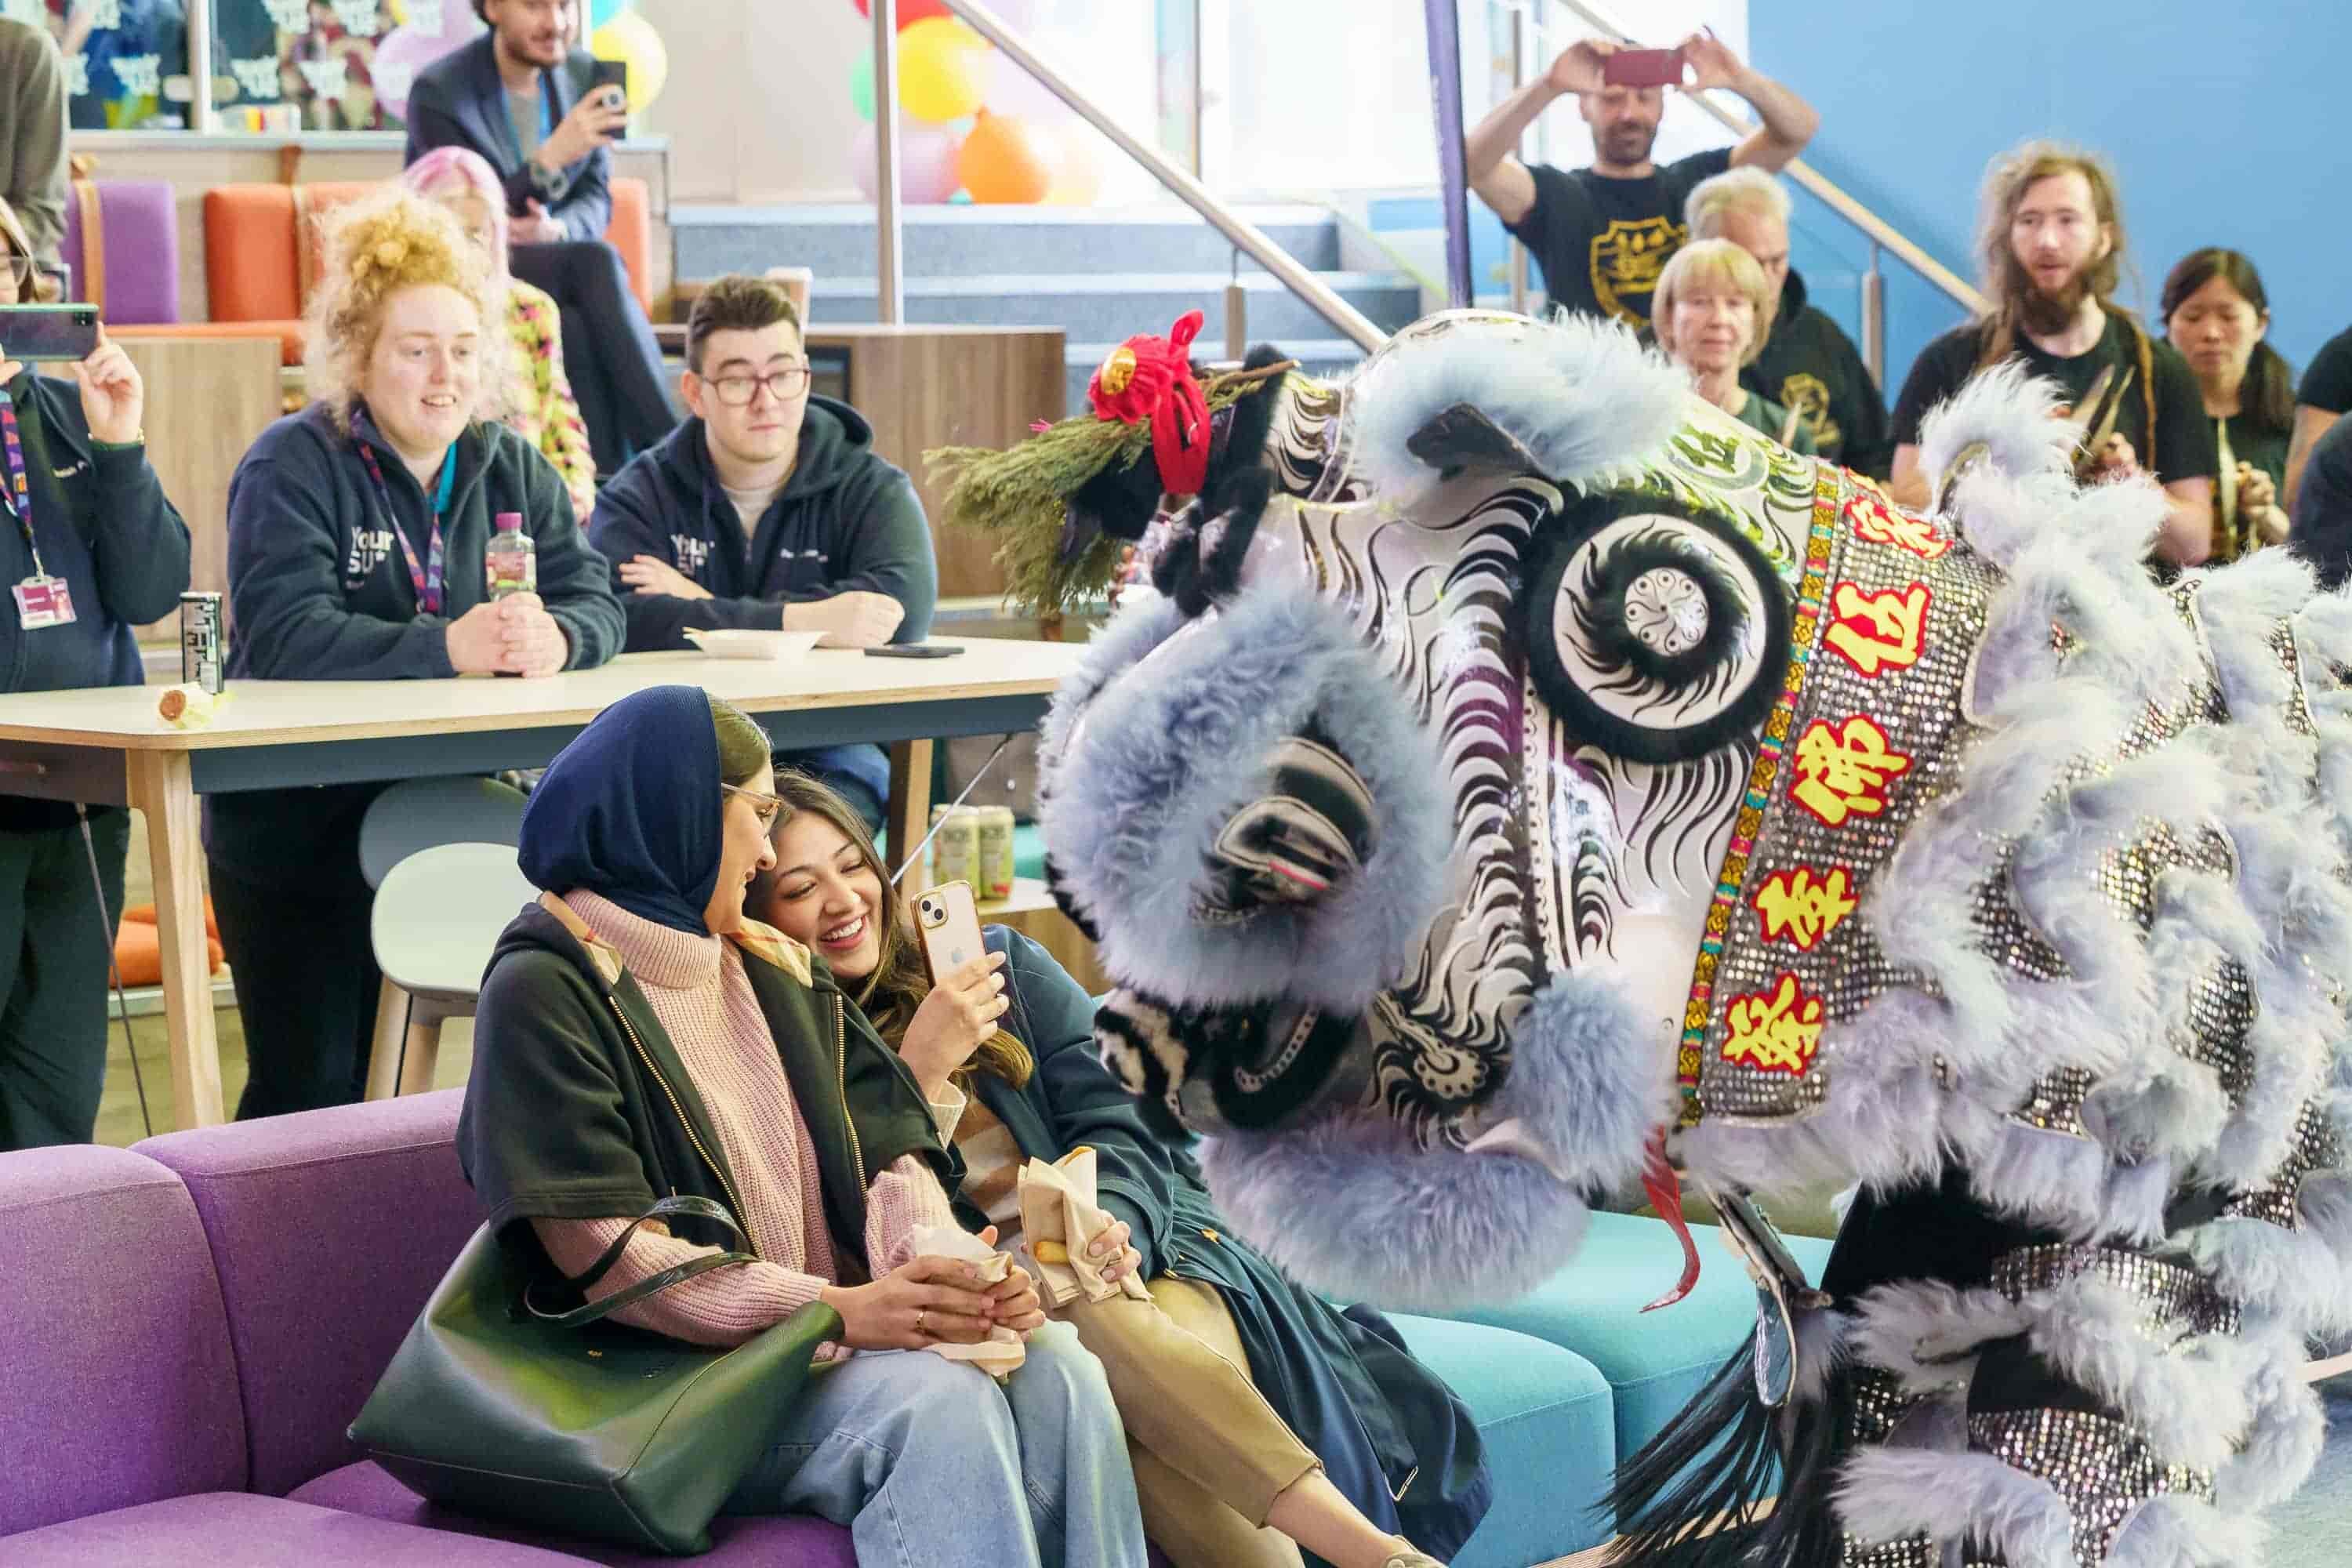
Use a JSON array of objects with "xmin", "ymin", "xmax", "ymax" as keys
[
  {"xmin": 0, "ymin": 387, "xmax": 42, "ymax": 577},
  {"xmin": 356, "ymin": 430, "xmax": 456, "ymax": 615}
]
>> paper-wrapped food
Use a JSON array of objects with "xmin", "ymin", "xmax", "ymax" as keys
[
  {"xmin": 1018, "ymin": 1146, "xmax": 1151, "ymax": 1308},
  {"xmin": 906, "ymin": 1222, "xmax": 1025, "ymax": 1378},
  {"xmin": 155, "ymin": 684, "xmax": 223, "ymax": 730}
]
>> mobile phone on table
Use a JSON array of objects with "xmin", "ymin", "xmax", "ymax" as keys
[
  {"xmin": 914, "ymin": 880, "xmax": 989, "ymax": 983},
  {"xmin": 1602, "ymin": 48, "xmax": 1685, "ymax": 89},
  {"xmin": 588, "ymin": 60, "xmax": 630, "ymax": 111},
  {"xmin": 863, "ymin": 644, "xmax": 965, "ymax": 659},
  {"xmin": 0, "ymin": 305, "xmax": 99, "ymax": 363}
]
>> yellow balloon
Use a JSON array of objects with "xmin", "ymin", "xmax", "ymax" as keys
[
  {"xmin": 590, "ymin": 12, "xmax": 670, "ymax": 118},
  {"xmin": 896, "ymin": 16, "xmax": 987, "ymax": 125}
]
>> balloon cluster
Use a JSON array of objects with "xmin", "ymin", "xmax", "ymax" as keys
[{"xmin": 847, "ymin": 0, "xmax": 1104, "ymax": 206}]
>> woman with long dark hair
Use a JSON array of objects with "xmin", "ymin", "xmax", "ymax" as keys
[
  {"xmin": 2161, "ymin": 247, "xmax": 2296, "ymax": 561},
  {"xmin": 749, "ymin": 772, "xmax": 1489, "ymax": 1568}
]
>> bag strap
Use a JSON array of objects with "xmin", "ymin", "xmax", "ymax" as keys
[{"xmin": 522, "ymin": 1195, "xmax": 758, "ymax": 1330}]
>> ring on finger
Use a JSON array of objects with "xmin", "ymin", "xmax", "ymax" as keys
[{"xmin": 913, "ymin": 1307, "xmax": 927, "ymax": 1334}]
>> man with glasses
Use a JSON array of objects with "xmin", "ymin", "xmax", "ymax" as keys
[{"xmin": 590, "ymin": 272, "xmax": 938, "ymax": 829}]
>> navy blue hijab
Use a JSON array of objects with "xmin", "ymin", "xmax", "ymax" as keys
[{"xmin": 519, "ymin": 684, "xmax": 731, "ymax": 935}]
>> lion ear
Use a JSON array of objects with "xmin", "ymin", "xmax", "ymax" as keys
[{"xmin": 1403, "ymin": 401, "xmax": 1542, "ymax": 481}]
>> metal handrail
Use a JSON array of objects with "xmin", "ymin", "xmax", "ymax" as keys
[
  {"xmin": 1538, "ymin": 0, "xmax": 1986, "ymax": 314},
  {"xmin": 896, "ymin": 0, "xmax": 1388, "ymax": 353}
]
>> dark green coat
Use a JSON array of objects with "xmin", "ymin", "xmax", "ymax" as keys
[
  {"xmin": 458, "ymin": 898, "xmax": 960, "ymax": 1290},
  {"xmin": 970, "ymin": 927, "xmax": 1494, "ymax": 1563}
]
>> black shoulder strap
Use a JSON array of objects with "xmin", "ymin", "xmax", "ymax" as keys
[{"xmin": 521, "ymin": 1195, "xmax": 755, "ymax": 1329}]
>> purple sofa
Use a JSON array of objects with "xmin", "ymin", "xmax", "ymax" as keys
[{"xmin": 0, "ymin": 1091, "xmax": 854, "ymax": 1566}]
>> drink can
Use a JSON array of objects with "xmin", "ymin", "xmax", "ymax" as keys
[
  {"xmin": 180, "ymin": 592, "xmax": 225, "ymax": 695},
  {"xmin": 928, "ymin": 805, "xmax": 979, "ymax": 892},
  {"xmin": 976, "ymin": 806, "xmax": 1016, "ymax": 901}
]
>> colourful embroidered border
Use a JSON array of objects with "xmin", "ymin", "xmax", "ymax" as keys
[{"xmin": 1675, "ymin": 468, "xmax": 1844, "ymax": 1128}]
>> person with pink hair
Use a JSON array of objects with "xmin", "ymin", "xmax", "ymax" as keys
[{"xmin": 403, "ymin": 146, "xmax": 597, "ymax": 523}]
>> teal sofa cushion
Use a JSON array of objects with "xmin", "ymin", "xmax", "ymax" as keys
[
  {"xmin": 1386, "ymin": 1313, "xmax": 1618, "ymax": 1566},
  {"xmin": 1437, "ymin": 1211, "xmax": 1834, "ymax": 1466}
]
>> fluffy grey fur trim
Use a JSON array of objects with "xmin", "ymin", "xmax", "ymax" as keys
[
  {"xmin": 1038, "ymin": 584, "xmax": 1451, "ymax": 1014},
  {"xmin": 1835, "ymin": 1447, "xmax": 2078, "ymax": 1567},
  {"xmin": 1197, "ymin": 970, "xmax": 1671, "ymax": 1309},
  {"xmin": 1036, "ymin": 593, "xmax": 1188, "ymax": 807},
  {"xmin": 2211, "ymin": 1334, "xmax": 2327, "ymax": 1512},
  {"xmin": 2184, "ymin": 1175, "xmax": 2352, "ymax": 1338},
  {"xmin": 2025, "ymin": 1279, "xmax": 2257, "ymax": 1473},
  {"xmin": 1845, "ymin": 1278, "xmax": 2030, "ymax": 1392},
  {"xmin": 1961, "ymin": 1125, "xmax": 2173, "ymax": 1245},
  {"xmin": 1345, "ymin": 310, "xmax": 1686, "ymax": 499},
  {"xmin": 1917, "ymin": 361, "xmax": 2075, "ymax": 504},
  {"xmin": 2105, "ymin": 1494, "xmax": 2271, "ymax": 1568},
  {"xmin": 1196, "ymin": 1109, "xmax": 1594, "ymax": 1312},
  {"xmin": 1789, "ymin": 1304, "xmax": 1852, "ymax": 1406}
]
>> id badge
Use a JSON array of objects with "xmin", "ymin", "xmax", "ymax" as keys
[{"xmin": 13, "ymin": 575, "xmax": 74, "ymax": 630}]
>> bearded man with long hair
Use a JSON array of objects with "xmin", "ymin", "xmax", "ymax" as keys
[{"xmin": 1887, "ymin": 141, "xmax": 2216, "ymax": 565}]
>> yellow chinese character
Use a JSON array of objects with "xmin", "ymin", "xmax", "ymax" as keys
[
  {"xmin": 1720, "ymin": 973, "xmax": 1825, "ymax": 1076},
  {"xmin": 1824, "ymin": 581, "xmax": 1933, "ymax": 677},
  {"xmin": 1791, "ymin": 715, "xmax": 1912, "ymax": 827},
  {"xmin": 1752, "ymin": 866, "xmax": 1858, "ymax": 951},
  {"xmin": 1848, "ymin": 494, "xmax": 1950, "ymax": 560}
]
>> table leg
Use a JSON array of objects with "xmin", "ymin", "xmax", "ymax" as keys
[
  {"xmin": 125, "ymin": 751, "xmax": 227, "ymax": 1129},
  {"xmin": 885, "ymin": 738, "xmax": 935, "ymax": 877},
  {"xmin": 365, "ymin": 978, "xmax": 409, "ymax": 1100}
]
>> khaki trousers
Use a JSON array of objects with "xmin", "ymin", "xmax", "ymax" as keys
[{"xmin": 1061, "ymin": 1273, "xmax": 1323, "ymax": 1568}]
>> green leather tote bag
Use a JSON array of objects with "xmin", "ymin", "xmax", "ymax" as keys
[{"xmin": 351, "ymin": 1196, "xmax": 837, "ymax": 1555}]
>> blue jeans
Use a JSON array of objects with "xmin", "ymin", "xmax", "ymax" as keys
[{"xmin": 723, "ymin": 1320, "xmax": 1148, "ymax": 1568}]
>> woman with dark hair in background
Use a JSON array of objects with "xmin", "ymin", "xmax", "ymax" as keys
[
  {"xmin": 750, "ymin": 772, "xmax": 1487, "ymax": 1568},
  {"xmin": 2162, "ymin": 247, "xmax": 2296, "ymax": 561}
]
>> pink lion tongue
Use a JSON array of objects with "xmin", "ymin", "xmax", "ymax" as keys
[{"xmin": 1639, "ymin": 1128, "xmax": 1703, "ymax": 1312}]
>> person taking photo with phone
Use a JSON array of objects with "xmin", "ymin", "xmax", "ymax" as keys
[
  {"xmin": 405, "ymin": 0, "xmax": 676, "ymax": 476},
  {"xmin": 0, "ymin": 194, "xmax": 190, "ymax": 1149},
  {"xmin": 1466, "ymin": 31, "xmax": 1819, "ymax": 330},
  {"xmin": 209, "ymin": 189, "xmax": 623, "ymax": 1123},
  {"xmin": 750, "ymin": 774, "xmax": 1494, "ymax": 1568},
  {"xmin": 590, "ymin": 273, "xmax": 939, "ymax": 832}
]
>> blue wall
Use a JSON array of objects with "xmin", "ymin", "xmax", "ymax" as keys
[{"xmin": 1748, "ymin": 2, "xmax": 2349, "ymax": 401}]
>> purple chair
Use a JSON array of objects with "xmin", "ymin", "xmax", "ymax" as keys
[
  {"xmin": 60, "ymin": 178, "xmax": 181, "ymax": 325},
  {"xmin": 0, "ymin": 1094, "xmax": 855, "ymax": 1564}
]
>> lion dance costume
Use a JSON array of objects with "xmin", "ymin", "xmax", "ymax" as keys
[{"xmin": 933, "ymin": 309, "xmax": 2352, "ymax": 1566}]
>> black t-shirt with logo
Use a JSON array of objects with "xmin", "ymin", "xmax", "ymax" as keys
[
  {"xmin": 1505, "ymin": 147, "xmax": 1734, "ymax": 328},
  {"xmin": 2298, "ymin": 325, "xmax": 2352, "ymax": 414},
  {"xmin": 1890, "ymin": 313, "xmax": 2216, "ymax": 485}
]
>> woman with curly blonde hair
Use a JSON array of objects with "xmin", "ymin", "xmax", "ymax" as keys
[
  {"xmin": 403, "ymin": 147, "xmax": 598, "ymax": 523},
  {"xmin": 209, "ymin": 187, "xmax": 624, "ymax": 1120}
]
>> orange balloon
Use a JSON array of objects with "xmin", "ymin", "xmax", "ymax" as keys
[{"xmin": 957, "ymin": 111, "xmax": 1055, "ymax": 205}]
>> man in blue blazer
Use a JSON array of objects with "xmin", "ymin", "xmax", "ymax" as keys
[{"xmin": 405, "ymin": 0, "xmax": 676, "ymax": 477}]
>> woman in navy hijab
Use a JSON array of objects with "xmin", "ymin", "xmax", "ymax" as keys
[{"xmin": 459, "ymin": 684, "xmax": 1146, "ymax": 1566}]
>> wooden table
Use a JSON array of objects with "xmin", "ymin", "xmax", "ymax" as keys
[{"xmin": 0, "ymin": 639, "xmax": 1084, "ymax": 1130}]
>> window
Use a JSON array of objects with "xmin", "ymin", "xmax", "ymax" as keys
[
  {"xmin": 13, "ymin": 0, "xmax": 194, "ymax": 130},
  {"xmin": 211, "ymin": 0, "xmax": 481, "ymax": 132}
]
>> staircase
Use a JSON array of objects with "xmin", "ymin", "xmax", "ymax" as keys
[{"xmin": 668, "ymin": 203, "xmax": 1421, "ymax": 412}]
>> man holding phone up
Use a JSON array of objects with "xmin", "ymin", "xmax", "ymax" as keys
[
  {"xmin": 590, "ymin": 274, "xmax": 939, "ymax": 831},
  {"xmin": 405, "ymin": 0, "xmax": 676, "ymax": 477},
  {"xmin": 1466, "ymin": 32, "xmax": 1819, "ymax": 330},
  {"xmin": 0, "ymin": 198, "xmax": 189, "ymax": 1149}
]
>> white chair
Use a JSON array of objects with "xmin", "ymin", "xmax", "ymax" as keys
[{"xmin": 365, "ymin": 842, "xmax": 539, "ymax": 1098}]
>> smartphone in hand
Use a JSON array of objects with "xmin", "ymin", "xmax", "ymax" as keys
[
  {"xmin": 913, "ymin": 880, "xmax": 988, "ymax": 983},
  {"xmin": 588, "ymin": 59, "xmax": 630, "ymax": 111},
  {"xmin": 0, "ymin": 305, "xmax": 99, "ymax": 362},
  {"xmin": 1601, "ymin": 48, "xmax": 1685, "ymax": 89}
]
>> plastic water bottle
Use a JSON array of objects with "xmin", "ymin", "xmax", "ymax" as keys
[{"xmin": 485, "ymin": 512, "xmax": 536, "ymax": 599}]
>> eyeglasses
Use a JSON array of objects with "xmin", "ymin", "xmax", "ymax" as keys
[
  {"xmin": 722, "ymin": 782, "xmax": 783, "ymax": 826},
  {"xmin": 704, "ymin": 365, "xmax": 811, "ymax": 407}
]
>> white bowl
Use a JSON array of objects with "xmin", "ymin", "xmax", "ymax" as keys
[{"xmin": 683, "ymin": 629, "xmax": 826, "ymax": 662}]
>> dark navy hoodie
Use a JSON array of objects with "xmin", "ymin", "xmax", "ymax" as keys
[
  {"xmin": 588, "ymin": 396, "xmax": 938, "ymax": 806},
  {"xmin": 205, "ymin": 401, "xmax": 626, "ymax": 888},
  {"xmin": 0, "ymin": 368, "xmax": 191, "ymax": 831}
]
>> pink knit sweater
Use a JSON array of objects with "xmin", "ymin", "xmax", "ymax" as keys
[{"xmin": 532, "ymin": 891, "xmax": 956, "ymax": 1348}]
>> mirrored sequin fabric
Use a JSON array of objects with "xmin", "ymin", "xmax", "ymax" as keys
[
  {"xmin": 1987, "ymin": 1244, "xmax": 2241, "ymax": 1339},
  {"xmin": 1965, "ymin": 1408, "xmax": 2213, "ymax": 1568}
]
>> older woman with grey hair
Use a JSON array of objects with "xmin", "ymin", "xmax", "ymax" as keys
[
  {"xmin": 1684, "ymin": 165, "xmax": 1892, "ymax": 474},
  {"xmin": 1651, "ymin": 236, "xmax": 1816, "ymax": 455},
  {"xmin": 206, "ymin": 187, "xmax": 623, "ymax": 1122}
]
